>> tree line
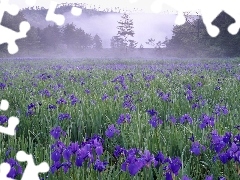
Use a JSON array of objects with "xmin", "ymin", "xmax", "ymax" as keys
[
  {"xmin": 165, "ymin": 12, "xmax": 240, "ymax": 58},
  {"xmin": 0, "ymin": 7, "xmax": 239, "ymax": 58},
  {"xmin": 0, "ymin": 11, "xmax": 103, "ymax": 56}
]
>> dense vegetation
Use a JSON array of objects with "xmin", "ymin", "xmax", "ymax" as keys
[
  {"xmin": 0, "ymin": 58, "xmax": 240, "ymax": 179},
  {"xmin": 166, "ymin": 12, "xmax": 240, "ymax": 58},
  {"xmin": 0, "ymin": 4, "xmax": 104, "ymax": 57}
]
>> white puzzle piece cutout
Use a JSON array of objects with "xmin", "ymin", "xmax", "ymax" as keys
[
  {"xmin": 0, "ymin": 163, "xmax": 15, "ymax": 180},
  {"xmin": 0, "ymin": 116, "xmax": 19, "ymax": 136},
  {"xmin": 0, "ymin": 0, "xmax": 19, "ymax": 22},
  {"xmin": 150, "ymin": 0, "xmax": 240, "ymax": 37},
  {"xmin": 0, "ymin": 100, "xmax": 19, "ymax": 136},
  {"xmin": 46, "ymin": 1, "xmax": 65, "ymax": 26},
  {"xmin": 129, "ymin": 0, "xmax": 138, "ymax": 3},
  {"xmin": 0, "ymin": 0, "xmax": 31, "ymax": 54},
  {"xmin": 25, "ymin": 0, "xmax": 37, "ymax": 7},
  {"xmin": 46, "ymin": 1, "xmax": 82, "ymax": 25},
  {"xmin": 71, "ymin": 7, "xmax": 82, "ymax": 16},
  {"xmin": 0, "ymin": 22, "xmax": 30, "ymax": 54},
  {"xmin": 16, "ymin": 151, "xmax": 49, "ymax": 180},
  {"xmin": 0, "ymin": 100, "xmax": 9, "ymax": 111}
]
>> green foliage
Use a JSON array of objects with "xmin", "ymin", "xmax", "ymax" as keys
[
  {"xmin": 0, "ymin": 58, "xmax": 240, "ymax": 179},
  {"xmin": 166, "ymin": 12, "xmax": 240, "ymax": 58},
  {"xmin": 0, "ymin": 8, "xmax": 101, "ymax": 56}
]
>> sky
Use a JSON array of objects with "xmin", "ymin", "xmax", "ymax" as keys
[{"xmin": 10, "ymin": 0, "xmax": 179, "ymax": 13}]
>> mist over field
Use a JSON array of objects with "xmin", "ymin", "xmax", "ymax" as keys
[
  {"xmin": 61, "ymin": 12, "xmax": 176, "ymax": 48},
  {"xmin": 1, "ymin": 2, "xmax": 239, "ymax": 59}
]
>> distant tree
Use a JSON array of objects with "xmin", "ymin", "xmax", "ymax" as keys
[
  {"xmin": 40, "ymin": 24, "xmax": 62, "ymax": 51},
  {"xmin": 110, "ymin": 35, "xmax": 125, "ymax": 49},
  {"xmin": 114, "ymin": 13, "xmax": 138, "ymax": 53},
  {"xmin": 128, "ymin": 39, "xmax": 138, "ymax": 51},
  {"xmin": 0, "ymin": 11, "xmax": 27, "ymax": 55},
  {"xmin": 92, "ymin": 34, "xmax": 103, "ymax": 50},
  {"xmin": 83, "ymin": 33, "xmax": 93, "ymax": 49},
  {"xmin": 62, "ymin": 23, "xmax": 77, "ymax": 49},
  {"xmin": 17, "ymin": 26, "xmax": 41, "ymax": 55},
  {"xmin": 166, "ymin": 12, "xmax": 240, "ymax": 57},
  {"xmin": 146, "ymin": 38, "xmax": 155, "ymax": 47},
  {"xmin": 139, "ymin": 44, "xmax": 144, "ymax": 54},
  {"xmin": 146, "ymin": 38, "xmax": 164, "ymax": 52},
  {"xmin": 75, "ymin": 28, "xmax": 87, "ymax": 50}
]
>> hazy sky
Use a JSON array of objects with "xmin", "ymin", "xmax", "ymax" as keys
[
  {"xmin": 9, "ymin": 0, "xmax": 181, "ymax": 48},
  {"xmin": 62, "ymin": 12, "xmax": 177, "ymax": 48},
  {"xmin": 10, "ymin": 0, "xmax": 178, "ymax": 13}
]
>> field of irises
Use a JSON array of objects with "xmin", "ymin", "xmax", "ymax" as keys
[{"xmin": 0, "ymin": 58, "xmax": 240, "ymax": 180}]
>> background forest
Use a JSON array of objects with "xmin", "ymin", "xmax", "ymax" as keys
[{"xmin": 1, "ymin": 3, "xmax": 240, "ymax": 58}]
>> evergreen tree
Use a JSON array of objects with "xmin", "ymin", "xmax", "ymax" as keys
[
  {"xmin": 62, "ymin": 23, "xmax": 77, "ymax": 49},
  {"xmin": 40, "ymin": 24, "xmax": 62, "ymax": 51},
  {"xmin": 114, "ymin": 13, "xmax": 138, "ymax": 53},
  {"xmin": 93, "ymin": 34, "xmax": 102, "ymax": 50},
  {"xmin": 17, "ymin": 26, "xmax": 41, "ymax": 55},
  {"xmin": 110, "ymin": 36, "xmax": 124, "ymax": 49}
]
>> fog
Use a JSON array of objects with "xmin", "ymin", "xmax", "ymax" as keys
[
  {"xmin": 24, "ymin": 11, "xmax": 177, "ymax": 48},
  {"xmin": 62, "ymin": 12, "xmax": 176, "ymax": 48}
]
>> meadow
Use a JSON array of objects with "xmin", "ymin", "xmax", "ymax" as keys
[{"xmin": 0, "ymin": 58, "xmax": 240, "ymax": 180}]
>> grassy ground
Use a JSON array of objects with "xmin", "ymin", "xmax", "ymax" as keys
[{"xmin": 0, "ymin": 58, "xmax": 240, "ymax": 180}]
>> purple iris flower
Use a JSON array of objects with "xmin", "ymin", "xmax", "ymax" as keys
[
  {"xmin": 117, "ymin": 113, "xmax": 131, "ymax": 125},
  {"xmin": 56, "ymin": 97, "xmax": 67, "ymax": 105},
  {"xmin": 50, "ymin": 126, "xmax": 66, "ymax": 139},
  {"xmin": 105, "ymin": 124, "xmax": 120, "ymax": 138},
  {"xmin": 205, "ymin": 175, "xmax": 214, "ymax": 180},
  {"xmin": 180, "ymin": 114, "xmax": 192, "ymax": 124},
  {"xmin": 147, "ymin": 109, "xmax": 158, "ymax": 117},
  {"xmin": 93, "ymin": 159, "xmax": 108, "ymax": 172},
  {"xmin": 199, "ymin": 114, "xmax": 215, "ymax": 129},
  {"xmin": 58, "ymin": 113, "xmax": 71, "ymax": 120},
  {"xmin": 48, "ymin": 104, "xmax": 56, "ymax": 110},
  {"xmin": 5, "ymin": 158, "xmax": 23, "ymax": 179},
  {"xmin": 0, "ymin": 115, "xmax": 8, "ymax": 124},
  {"xmin": 148, "ymin": 115, "xmax": 163, "ymax": 128},
  {"xmin": 190, "ymin": 141, "xmax": 206, "ymax": 156},
  {"xmin": 102, "ymin": 93, "xmax": 108, "ymax": 101}
]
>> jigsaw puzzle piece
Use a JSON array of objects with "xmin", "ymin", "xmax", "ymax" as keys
[
  {"xmin": 0, "ymin": 100, "xmax": 9, "ymax": 111},
  {"xmin": 0, "ymin": 21, "xmax": 30, "ymax": 54},
  {"xmin": 71, "ymin": 7, "xmax": 82, "ymax": 16},
  {"xmin": 0, "ymin": 162, "xmax": 15, "ymax": 180},
  {"xmin": 198, "ymin": 0, "xmax": 225, "ymax": 37},
  {"xmin": 46, "ymin": 1, "xmax": 65, "ymax": 26},
  {"xmin": 223, "ymin": 0, "xmax": 240, "ymax": 35},
  {"xmin": 0, "ymin": 0, "xmax": 19, "ymax": 22},
  {"xmin": 129, "ymin": 0, "xmax": 138, "ymax": 3},
  {"xmin": 46, "ymin": 1, "xmax": 82, "ymax": 24},
  {"xmin": 0, "ymin": 116, "xmax": 19, "ymax": 136},
  {"xmin": 151, "ymin": 0, "xmax": 186, "ymax": 25},
  {"xmin": 25, "ymin": 0, "xmax": 37, "ymax": 6},
  {"xmin": 16, "ymin": 151, "xmax": 49, "ymax": 180},
  {"xmin": 151, "ymin": 0, "xmax": 199, "ymax": 25}
]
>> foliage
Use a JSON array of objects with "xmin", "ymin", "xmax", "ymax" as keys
[
  {"xmin": 166, "ymin": 12, "xmax": 240, "ymax": 58},
  {"xmin": 0, "ymin": 58, "xmax": 240, "ymax": 180}
]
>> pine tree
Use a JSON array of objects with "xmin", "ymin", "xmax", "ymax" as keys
[
  {"xmin": 93, "ymin": 34, "xmax": 103, "ymax": 50},
  {"xmin": 115, "ymin": 13, "xmax": 138, "ymax": 53},
  {"xmin": 110, "ymin": 36, "xmax": 124, "ymax": 49}
]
